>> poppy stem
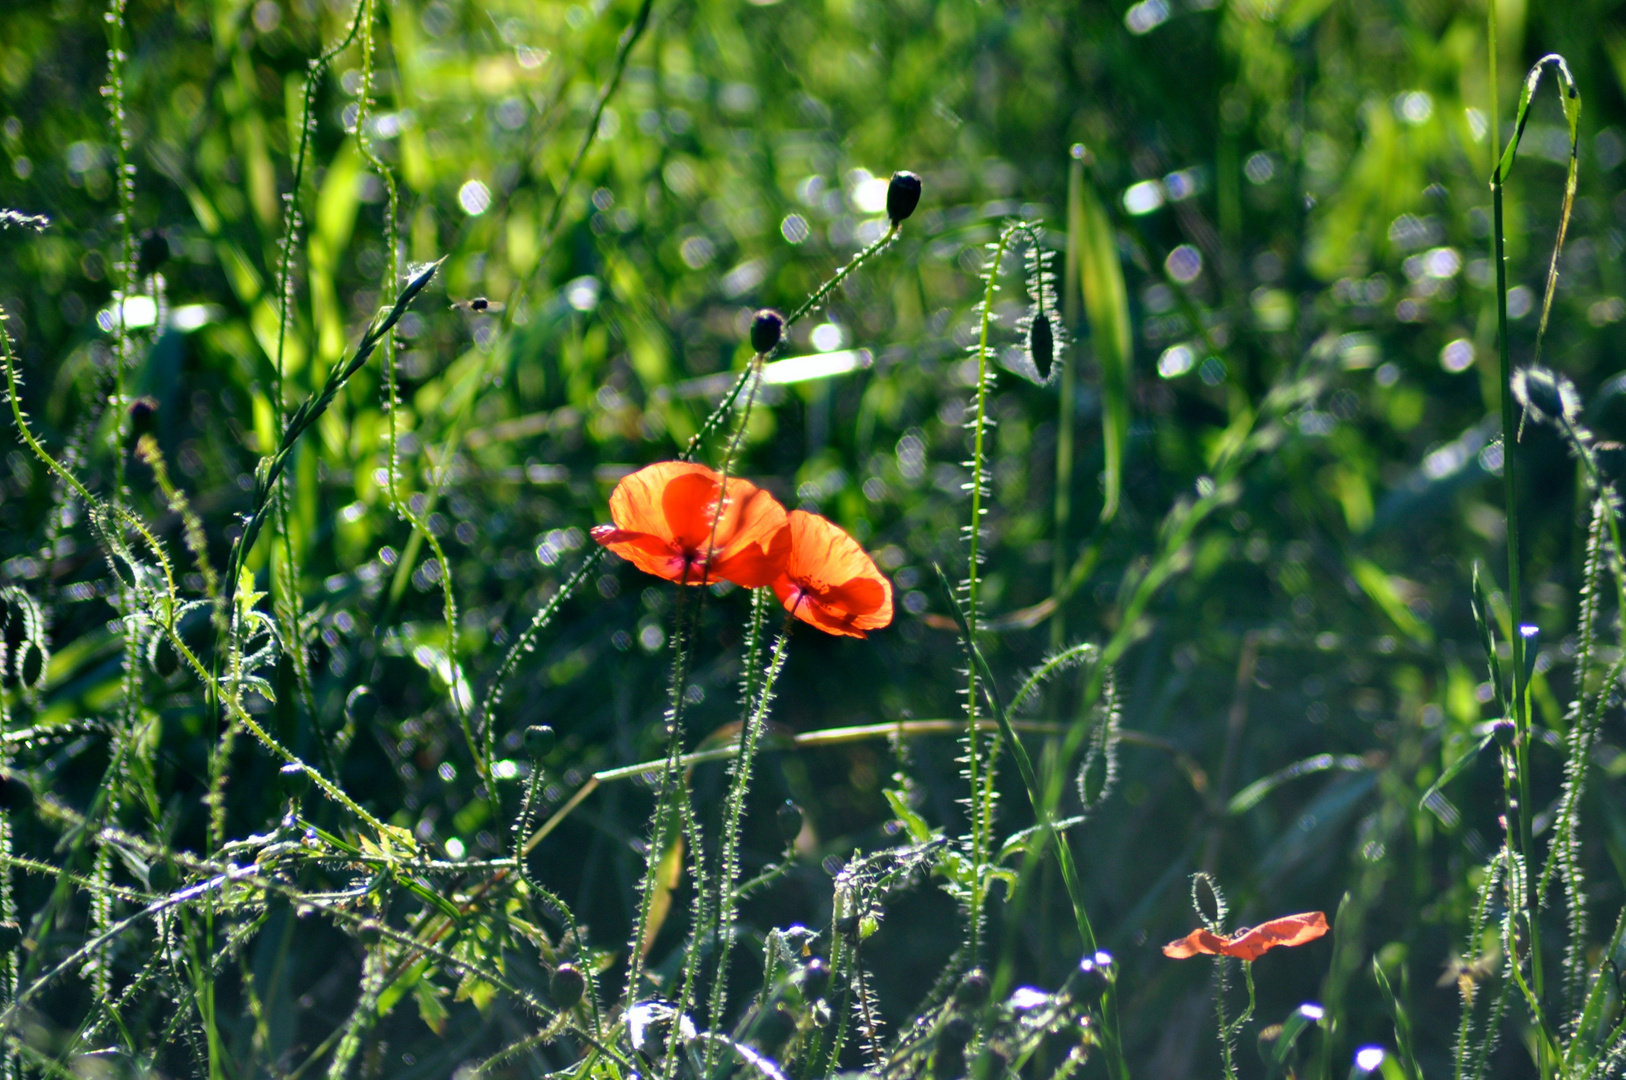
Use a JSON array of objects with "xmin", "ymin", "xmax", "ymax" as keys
[{"xmin": 703, "ymin": 595, "xmax": 792, "ymax": 1074}]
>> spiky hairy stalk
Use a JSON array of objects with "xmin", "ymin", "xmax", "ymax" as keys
[
  {"xmin": 703, "ymin": 593, "xmax": 789, "ymax": 1074},
  {"xmin": 960, "ymin": 225, "xmax": 1007, "ymax": 964}
]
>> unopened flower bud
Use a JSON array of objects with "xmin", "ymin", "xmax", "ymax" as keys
[
  {"xmin": 777, "ymin": 800, "xmax": 803, "ymax": 843},
  {"xmin": 129, "ymin": 395, "xmax": 159, "ymax": 438},
  {"xmin": 751, "ymin": 309, "xmax": 784, "ymax": 355},
  {"xmin": 954, "ymin": 967, "xmax": 990, "ymax": 1007},
  {"xmin": 551, "ymin": 962, "xmax": 586, "ymax": 1008},
  {"xmin": 800, "ymin": 956, "xmax": 830, "ymax": 997},
  {"xmin": 1512, "ymin": 366, "xmax": 1575, "ymax": 424},
  {"xmin": 279, "ymin": 763, "xmax": 311, "ymax": 800},
  {"xmin": 887, "ymin": 171, "xmax": 922, "ymax": 224},
  {"xmin": 1493, "ymin": 719, "xmax": 1516, "ymax": 748},
  {"xmin": 136, "ymin": 229, "xmax": 170, "ymax": 278},
  {"xmin": 1029, "ymin": 312, "xmax": 1054, "ymax": 381},
  {"xmin": 524, "ymin": 724, "xmax": 557, "ymax": 759},
  {"xmin": 345, "ymin": 685, "xmax": 379, "ymax": 727}
]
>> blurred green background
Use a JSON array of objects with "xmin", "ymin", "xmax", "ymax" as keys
[{"xmin": 4, "ymin": 0, "xmax": 1626, "ymax": 1074}]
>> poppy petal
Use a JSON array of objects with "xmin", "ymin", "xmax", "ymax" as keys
[
  {"xmin": 607, "ymin": 462, "xmax": 717, "ymax": 543},
  {"xmin": 1220, "ymin": 912, "xmax": 1328, "ymax": 961},
  {"xmin": 714, "ymin": 519, "xmax": 792, "ymax": 588},
  {"xmin": 661, "ymin": 470, "xmax": 727, "ymax": 553},
  {"xmin": 1162, "ymin": 928, "xmax": 1230, "ymax": 959},
  {"xmin": 774, "ymin": 511, "xmax": 893, "ymax": 635},
  {"xmin": 590, "ymin": 526, "xmax": 688, "ymax": 583}
]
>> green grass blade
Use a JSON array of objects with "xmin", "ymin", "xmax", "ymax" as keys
[{"xmin": 1075, "ymin": 153, "xmax": 1132, "ymax": 524}]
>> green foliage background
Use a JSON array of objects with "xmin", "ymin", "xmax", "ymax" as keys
[{"xmin": 4, "ymin": 0, "xmax": 1626, "ymax": 1075}]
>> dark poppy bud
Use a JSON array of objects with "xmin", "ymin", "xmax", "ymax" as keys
[
  {"xmin": 1512, "ymin": 366, "xmax": 1574, "ymax": 424},
  {"xmin": 938, "ymin": 1016, "xmax": 974, "ymax": 1051},
  {"xmin": 279, "ymin": 763, "xmax": 310, "ymax": 800},
  {"xmin": 1492, "ymin": 719, "xmax": 1516, "ymax": 749},
  {"xmin": 751, "ymin": 309, "xmax": 784, "ymax": 355},
  {"xmin": 932, "ymin": 1039, "xmax": 966, "ymax": 1080},
  {"xmin": 800, "ymin": 956, "xmax": 830, "ymax": 997},
  {"xmin": 954, "ymin": 967, "xmax": 990, "ymax": 1008},
  {"xmin": 0, "ymin": 923, "xmax": 21, "ymax": 952},
  {"xmin": 357, "ymin": 919, "xmax": 383, "ymax": 947},
  {"xmin": 524, "ymin": 724, "xmax": 556, "ymax": 759},
  {"xmin": 1595, "ymin": 441, "xmax": 1626, "ymax": 486},
  {"xmin": 1029, "ymin": 313, "xmax": 1054, "ymax": 381},
  {"xmin": 776, "ymin": 800, "xmax": 803, "ymax": 843},
  {"xmin": 0, "ymin": 773, "xmax": 31, "ymax": 814},
  {"xmin": 136, "ymin": 229, "xmax": 170, "ymax": 278},
  {"xmin": 887, "ymin": 171, "xmax": 922, "ymax": 224},
  {"xmin": 344, "ymin": 686, "xmax": 379, "ymax": 727},
  {"xmin": 129, "ymin": 395, "xmax": 159, "ymax": 438},
  {"xmin": 551, "ymin": 962, "xmax": 586, "ymax": 1008}
]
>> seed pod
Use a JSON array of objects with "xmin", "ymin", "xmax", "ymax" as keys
[
  {"xmin": 136, "ymin": 229, "xmax": 170, "ymax": 278},
  {"xmin": 776, "ymin": 800, "xmax": 803, "ymax": 843},
  {"xmin": 524, "ymin": 724, "xmax": 556, "ymax": 759},
  {"xmin": 357, "ymin": 919, "xmax": 383, "ymax": 947},
  {"xmin": 344, "ymin": 685, "xmax": 379, "ymax": 727},
  {"xmin": 279, "ymin": 763, "xmax": 311, "ymax": 800},
  {"xmin": 0, "ymin": 773, "xmax": 32, "ymax": 814},
  {"xmin": 551, "ymin": 962, "xmax": 586, "ymax": 1008},
  {"xmin": 1493, "ymin": 719, "xmax": 1516, "ymax": 749},
  {"xmin": 751, "ymin": 309, "xmax": 784, "ymax": 355},
  {"xmin": 954, "ymin": 967, "xmax": 990, "ymax": 1008},
  {"xmin": 887, "ymin": 171, "xmax": 922, "ymax": 224},
  {"xmin": 1029, "ymin": 312, "xmax": 1054, "ymax": 381}
]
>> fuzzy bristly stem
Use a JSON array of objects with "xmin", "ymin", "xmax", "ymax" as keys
[
  {"xmin": 935, "ymin": 565, "xmax": 1129, "ymax": 1080},
  {"xmin": 703, "ymin": 602, "xmax": 793, "ymax": 1075},
  {"xmin": 963, "ymin": 225, "xmax": 1013, "ymax": 965}
]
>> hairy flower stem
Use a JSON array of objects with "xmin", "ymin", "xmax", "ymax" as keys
[
  {"xmin": 622, "ymin": 575, "xmax": 704, "ymax": 1007},
  {"xmin": 703, "ymin": 602, "xmax": 793, "ymax": 1074},
  {"xmin": 962, "ymin": 227, "xmax": 1011, "ymax": 965}
]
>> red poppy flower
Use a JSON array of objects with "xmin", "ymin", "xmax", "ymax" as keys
[
  {"xmin": 591, "ymin": 462, "xmax": 790, "ymax": 588},
  {"xmin": 1162, "ymin": 911, "xmax": 1328, "ymax": 962},
  {"xmin": 771, "ymin": 511, "xmax": 893, "ymax": 638}
]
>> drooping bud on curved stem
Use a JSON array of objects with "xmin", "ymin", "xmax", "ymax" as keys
[
  {"xmin": 887, "ymin": 171, "xmax": 922, "ymax": 225},
  {"xmin": 751, "ymin": 309, "xmax": 784, "ymax": 355}
]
